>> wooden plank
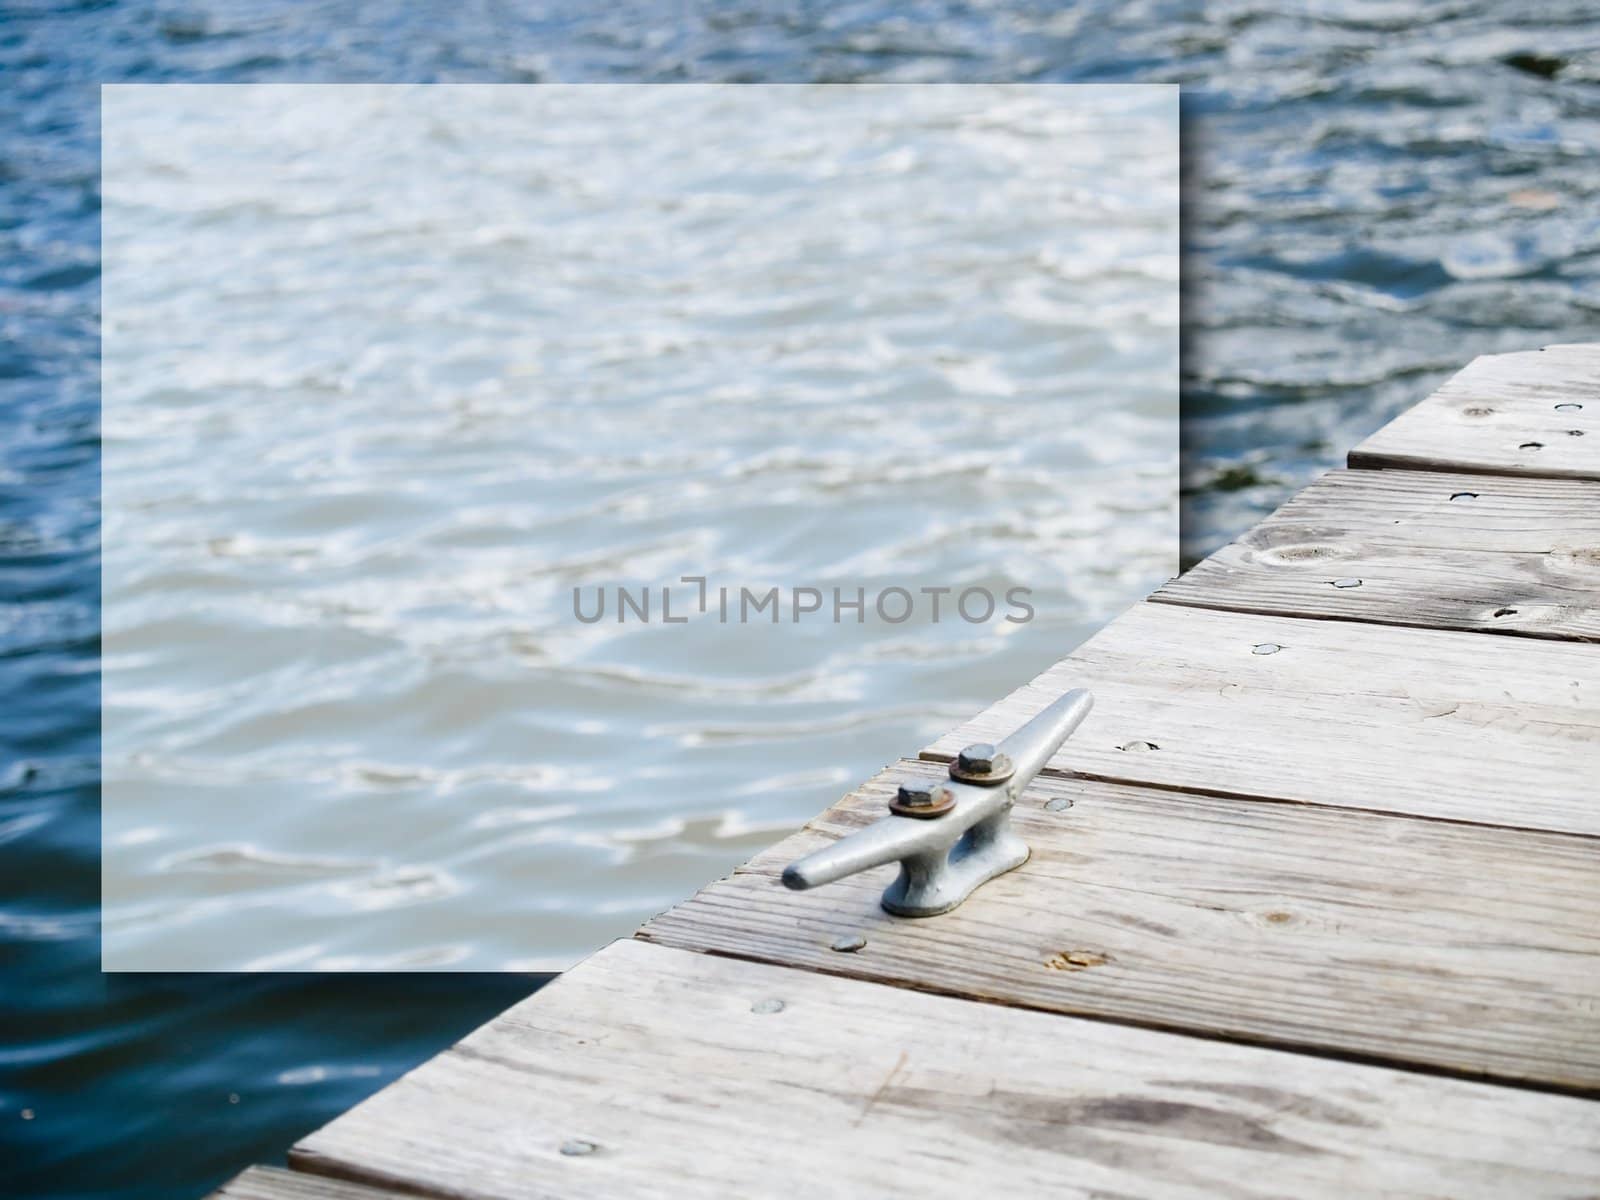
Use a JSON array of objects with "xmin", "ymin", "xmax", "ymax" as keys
[
  {"xmin": 1351, "ymin": 343, "xmax": 1600, "ymax": 479},
  {"xmin": 1156, "ymin": 468, "xmax": 1600, "ymax": 641},
  {"xmin": 293, "ymin": 939, "xmax": 1600, "ymax": 1200},
  {"xmin": 211, "ymin": 1166, "xmax": 408, "ymax": 1200},
  {"xmin": 262, "ymin": 343, "xmax": 1600, "ymax": 1199},
  {"xmin": 641, "ymin": 762, "xmax": 1600, "ymax": 1091},
  {"xmin": 920, "ymin": 601, "xmax": 1600, "ymax": 836}
]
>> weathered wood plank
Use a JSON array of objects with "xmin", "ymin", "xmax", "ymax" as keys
[
  {"xmin": 1350, "ymin": 343, "xmax": 1600, "ymax": 479},
  {"xmin": 921, "ymin": 601, "xmax": 1600, "ymax": 836},
  {"xmin": 641, "ymin": 762, "xmax": 1600, "ymax": 1091},
  {"xmin": 293, "ymin": 939, "xmax": 1600, "ymax": 1200},
  {"xmin": 211, "ymin": 1166, "xmax": 407, "ymax": 1200},
  {"xmin": 1156, "ymin": 468, "xmax": 1600, "ymax": 641},
  {"xmin": 265, "ymin": 344, "xmax": 1600, "ymax": 1199}
]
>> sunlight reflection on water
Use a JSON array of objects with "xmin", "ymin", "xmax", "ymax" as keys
[{"xmin": 101, "ymin": 83, "xmax": 1178, "ymax": 970}]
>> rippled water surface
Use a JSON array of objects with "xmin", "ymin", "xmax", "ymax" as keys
[
  {"xmin": 102, "ymin": 82, "xmax": 1178, "ymax": 970},
  {"xmin": 6, "ymin": 3, "xmax": 1600, "ymax": 1197}
]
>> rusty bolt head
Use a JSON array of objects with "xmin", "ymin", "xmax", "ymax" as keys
[
  {"xmin": 949, "ymin": 742, "xmax": 1015, "ymax": 785},
  {"xmin": 889, "ymin": 780, "xmax": 956, "ymax": 818},
  {"xmin": 957, "ymin": 743, "xmax": 997, "ymax": 773}
]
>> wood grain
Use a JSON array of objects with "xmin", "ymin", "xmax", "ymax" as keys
[
  {"xmin": 210, "ymin": 1166, "xmax": 407, "ymax": 1200},
  {"xmin": 1351, "ymin": 343, "xmax": 1600, "ymax": 479},
  {"xmin": 293, "ymin": 939, "xmax": 1600, "ymax": 1200},
  {"xmin": 1157, "ymin": 468, "xmax": 1600, "ymax": 641},
  {"xmin": 261, "ymin": 344, "xmax": 1600, "ymax": 1198},
  {"xmin": 641, "ymin": 761, "xmax": 1600, "ymax": 1091},
  {"xmin": 921, "ymin": 601, "xmax": 1600, "ymax": 836}
]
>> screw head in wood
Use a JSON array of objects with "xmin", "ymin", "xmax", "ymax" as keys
[{"xmin": 830, "ymin": 933, "xmax": 867, "ymax": 953}]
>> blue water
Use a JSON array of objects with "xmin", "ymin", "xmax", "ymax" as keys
[{"xmin": 4, "ymin": 3, "xmax": 1599, "ymax": 1197}]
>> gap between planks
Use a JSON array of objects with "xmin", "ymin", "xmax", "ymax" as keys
[{"xmin": 211, "ymin": 1165, "xmax": 413, "ymax": 1200}]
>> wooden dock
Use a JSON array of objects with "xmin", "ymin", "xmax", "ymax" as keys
[{"xmin": 218, "ymin": 344, "xmax": 1600, "ymax": 1199}]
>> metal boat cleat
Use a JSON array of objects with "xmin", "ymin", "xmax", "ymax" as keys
[{"xmin": 781, "ymin": 688, "xmax": 1093, "ymax": 917}]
